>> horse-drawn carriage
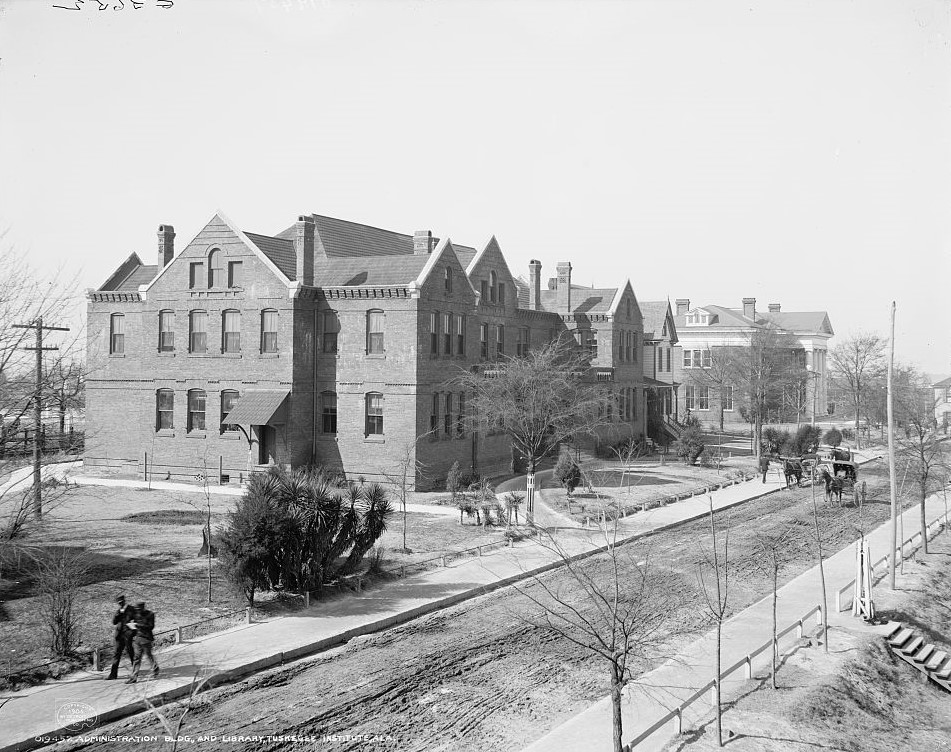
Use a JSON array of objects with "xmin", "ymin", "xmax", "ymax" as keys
[{"xmin": 780, "ymin": 444, "xmax": 860, "ymax": 505}]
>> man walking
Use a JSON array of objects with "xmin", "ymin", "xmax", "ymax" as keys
[
  {"xmin": 759, "ymin": 454, "xmax": 771, "ymax": 484},
  {"xmin": 107, "ymin": 595, "xmax": 135, "ymax": 680},
  {"xmin": 126, "ymin": 602, "xmax": 160, "ymax": 683}
]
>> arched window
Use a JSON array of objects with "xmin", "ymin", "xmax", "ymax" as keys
[
  {"xmin": 365, "ymin": 392, "xmax": 384, "ymax": 436},
  {"xmin": 110, "ymin": 313, "xmax": 125, "ymax": 354},
  {"xmin": 445, "ymin": 267, "xmax": 452, "ymax": 293},
  {"xmin": 222, "ymin": 310, "xmax": 241, "ymax": 353},
  {"xmin": 261, "ymin": 309, "xmax": 278, "ymax": 353},
  {"xmin": 220, "ymin": 390, "xmax": 239, "ymax": 433},
  {"xmin": 366, "ymin": 309, "xmax": 384, "ymax": 354},
  {"xmin": 189, "ymin": 310, "xmax": 208, "ymax": 353},
  {"xmin": 156, "ymin": 389, "xmax": 174, "ymax": 431},
  {"xmin": 321, "ymin": 391, "xmax": 337, "ymax": 434},
  {"xmin": 208, "ymin": 249, "xmax": 224, "ymax": 288},
  {"xmin": 489, "ymin": 271, "xmax": 497, "ymax": 303},
  {"xmin": 158, "ymin": 310, "xmax": 175, "ymax": 352},
  {"xmin": 187, "ymin": 389, "xmax": 206, "ymax": 432}
]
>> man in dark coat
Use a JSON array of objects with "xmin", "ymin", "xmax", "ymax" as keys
[
  {"xmin": 106, "ymin": 595, "xmax": 135, "ymax": 680},
  {"xmin": 126, "ymin": 602, "xmax": 160, "ymax": 683},
  {"xmin": 759, "ymin": 454, "xmax": 771, "ymax": 483}
]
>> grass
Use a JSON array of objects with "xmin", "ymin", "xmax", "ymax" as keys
[{"xmin": 121, "ymin": 509, "xmax": 208, "ymax": 525}]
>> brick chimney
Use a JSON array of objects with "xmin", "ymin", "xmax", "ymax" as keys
[
  {"xmin": 528, "ymin": 259, "xmax": 542, "ymax": 311},
  {"xmin": 768, "ymin": 303, "xmax": 781, "ymax": 313},
  {"xmin": 556, "ymin": 262, "xmax": 572, "ymax": 313},
  {"xmin": 157, "ymin": 225, "xmax": 175, "ymax": 268},
  {"xmin": 742, "ymin": 297, "xmax": 756, "ymax": 320},
  {"xmin": 675, "ymin": 298, "xmax": 690, "ymax": 316},
  {"xmin": 414, "ymin": 230, "xmax": 435, "ymax": 255},
  {"xmin": 294, "ymin": 215, "xmax": 315, "ymax": 285}
]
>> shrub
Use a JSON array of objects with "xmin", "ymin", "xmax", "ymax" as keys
[
  {"xmin": 782, "ymin": 425, "xmax": 822, "ymax": 456},
  {"xmin": 32, "ymin": 549, "xmax": 90, "ymax": 657},
  {"xmin": 446, "ymin": 461, "xmax": 463, "ymax": 503},
  {"xmin": 553, "ymin": 448, "xmax": 581, "ymax": 495},
  {"xmin": 503, "ymin": 492, "xmax": 525, "ymax": 525},
  {"xmin": 676, "ymin": 426, "xmax": 705, "ymax": 464},
  {"xmin": 823, "ymin": 428, "xmax": 843, "ymax": 447},
  {"xmin": 761, "ymin": 427, "xmax": 790, "ymax": 455}
]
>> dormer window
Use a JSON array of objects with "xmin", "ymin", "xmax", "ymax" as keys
[{"xmin": 686, "ymin": 310, "xmax": 711, "ymax": 326}]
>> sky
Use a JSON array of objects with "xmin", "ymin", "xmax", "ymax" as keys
[{"xmin": 0, "ymin": 0, "xmax": 949, "ymax": 375}]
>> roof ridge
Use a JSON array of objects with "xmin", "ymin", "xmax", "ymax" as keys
[{"xmin": 311, "ymin": 214, "xmax": 415, "ymax": 240}]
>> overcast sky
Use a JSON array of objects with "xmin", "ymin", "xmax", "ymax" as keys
[{"xmin": 1, "ymin": 0, "xmax": 948, "ymax": 375}]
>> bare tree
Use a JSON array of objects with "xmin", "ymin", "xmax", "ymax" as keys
[
  {"xmin": 894, "ymin": 367, "xmax": 950, "ymax": 555},
  {"xmin": 456, "ymin": 334, "xmax": 613, "ymax": 525},
  {"xmin": 381, "ymin": 431, "xmax": 432, "ymax": 553},
  {"xmin": 751, "ymin": 528, "xmax": 796, "ymax": 689},
  {"xmin": 829, "ymin": 333, "xmax": 886, "ymax": 449},
  {"xmin": 140, "ymin": 668, "xmax": 214, "ymax": 752},
  {"xmin": 696, "ymin": 497, "xmax": 729, "ymax": 747},
  {"xmin": 808, "ymin": 468, "xmax": 829, "ymax": 653},
  {"xmin": 31, "ymin": 547, "xmax": 90, "ymax": 656},
  {"xmin": 514, "ymin": 527, "xmax": 683, "ymax": 752}
]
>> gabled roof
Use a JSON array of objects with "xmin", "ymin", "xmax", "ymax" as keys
[
  {"xmin": 538, "ymin": 284, "xmax": 620, "ymax": 315},
  {"xmin": 276, "ymin": 214, "xmax": 417, "ymax": 259},
  {"xmin": 452, "ymin": 244, "xmax": 479, "ymax": 270},
  {"xmin": 513, "ymin": 276, "xmax": 530, "ymax": 308},
  {"xmin": 640, "ymin": 301, "xmax": 675, "ymax": 341},
  {"xmin": 313, "ymin": 255, "xmax": 431, "ymax": 287},
  {"xmin": 760, "ymin": 311, "xmax": 834, "ymax": 336},
  {"xmin": 674, "ymin": 302, "xmax": 834, "ymax": 337},
  {"xmin": 932, "ymin": 376, "xmax": 951, "ymax": 389},
  {"xmin": 244, "ymin": 232, "xmax": 296, "ymax": 279},
  {"xmin": 98, "ymin": 253, "xmax": 158, "ymax": 292}
]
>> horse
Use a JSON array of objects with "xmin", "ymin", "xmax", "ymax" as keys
[
  {"xmin": 783, "ymin": 459, "xmax": 803, "ymax": 488},
  {"xmin": 821, "ymin": 469, "xmax": 844, "ymax": 505}
]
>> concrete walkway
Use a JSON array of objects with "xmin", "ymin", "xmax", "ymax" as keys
[
  {"xmin": 522, "ymin": 483, "xmax": 949, "ymax": 752},
  {"xmin": 0, "ymin": 457, "xmax": 871, "ymax": 752}
]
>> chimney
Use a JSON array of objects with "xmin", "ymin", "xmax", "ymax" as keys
[
  {"xmin": 414, "ymin": 230, "xmax": 435, "ymax": 255},
  {"xmin": 528, "ymin": 259, "xmax": 542, "ymax": 311},
  {"xmin": 294, "ymin": 215, "xmax": 315, "ymax": 286},
  {"xmin": 556, "ymin": 262, "xmax": 572, "ymax": 313},
  {"xmin": 157, "ymin": 225, "xmax": 175, "ymax": 268},
  {"xmin": 675, "ymin": 298, "xmax": 690, "ymax": 316},
  {"xmin": 742, "ymin": 297, "xmax": 756, "ymax": 320},
  {"xmin": 768, "ymin": 303, "xmax": 781, "ymax": 313}
]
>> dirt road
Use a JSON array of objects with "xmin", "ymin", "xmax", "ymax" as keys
[{"xmin": 54, "ymin": 460, "xmax": 904, "ymax": 752}]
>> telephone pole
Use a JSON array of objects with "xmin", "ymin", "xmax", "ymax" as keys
[
  {"xmin": 887, "ymin": 302, "xmax": 898, "ymax": 589},
  {"xmin": 11, "ymin": 317, "xmax": 69, "ymax": 519}
]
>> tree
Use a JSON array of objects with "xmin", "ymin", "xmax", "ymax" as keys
[
  {"xmin": 751, "ymin": 529, "xmax": 795, "ymax": 689},
  {"xmin": 553, "ymin": 447, "xmax": 581, "ymax": 497},
  {"xmin": 675, "ymin": 424, "xmax": 705, "ymax": 464},
  {"xmin": 456, "ymin": 335, "xmax": 613, "ymax": 525},
  {"xmin": 382, "ymin": 432, "xmax": 431, "ymax": 554},
  {"xmin": 829, "ymin": 333, "xmax": 886, "ymax": 449},
  {"xmin": 217, "ymin": 490, "xmax": 284, "ymax": 607},
  {"xmin": 822, "ymin": 427, "xmax": 843, "ymax": 448},
  {"xmin": 446, "ymin": 461, "xmax": 463, "ymax": 506},
  {"xmin": 696, "ymin": 498, "xmax": 730, "ymax": 747},
  {"xmin": 514, "ymin": 528, "xmax": 683, "ymax": 752},
  {"xmin": 894, "ymin": 367, "xmax": 950, "ymax": 555},
  {"xmin": 32, "ymin": 547, "xmax": 90, "ymax": 656}
]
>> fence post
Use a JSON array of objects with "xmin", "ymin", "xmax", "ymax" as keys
[
  {"xmin": 674, "ymin": 706, "xmax": 682, "ymax": 735},
  {"xmin": 477, "ymin": 545, "xmax": 483, "ymax": 557},
  {"xmin": 836, "ymin": 589, "xmax": 842, "ymax": 613},
  {"xmin": 143, "ymin": 451, "xmax": 148, "ymax": 482},
  {"xmin": 175, "ymin": 626, "xmax": 182, "ymax": 644},
  {"xmin": 744, "ymin": 655, "xmax": 752, "ymax": 680},
  {"xmin": 796, "ymin": 619, "xmax": 803, "ymax": 639},
  {"xmin": 92, "ymin": 648, "xmax": 101, "ymax": 672},
  {"xmin": 304, "ymin": 591, "xmax": 310, "ymax": 608},
  {"xmin": 710, "ymin": 683, "xmax": 718, "ymax": 708},
  {"xmin": 441, "ymin": 556, "xmax": 447, "ymax": 567},
  {"xmin": 400, "ymin": 565, "xmax": 405, "ymax": 578},
  {"xmin": 245, "ymin": 607, "xmax": 252, "ymax": 625}
]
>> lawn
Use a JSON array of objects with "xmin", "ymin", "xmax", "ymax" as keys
[{"xmin": 0, "ymin": 482, "xmax": 507, "ymax": 681}]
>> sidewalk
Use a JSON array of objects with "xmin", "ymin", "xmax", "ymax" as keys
[
  {"xmin": 0, "ymin": 461, "xmax": 856, "ymax": 752},
  {"xmin": 522, "ymin": 483, "xmax": 948, "ymax": 752}
]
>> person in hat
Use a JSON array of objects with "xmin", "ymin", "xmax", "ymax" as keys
[
  {"xmin": 126, "ymin": 602, "xmax": 159, "ymax": 683},
  {"xmin": 106, "ymin": 595, "xmax": 135, "ymax": 680},
  {"xmin": 759, "ymin": 454, "xmax": 771, "ymax": 483}
]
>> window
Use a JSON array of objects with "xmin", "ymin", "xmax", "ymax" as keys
[
  {"xmin": 156, "ymin": 389, "xmax": 174, "ymax": 431},
  {"xmin": 723, "ymin": 385, "xmax": 734, "ymax": 412},
  {"xmin": 444, "ymin": 393, "xmax": 452, "ymax": 436},
  {"xmin": 261, "ymin": 309, "xmax": 278, "ymax": 353},
  {"xmin": 684, "ymin": 385, "xmax": 695, "ymax": 411},
  {"xmin": 632, "ymin": 387, "xmax": 637, "ymax": 419},
  {"xmin": 187, "ymin": 389, "xmax": 206, "ymax": 432},
  {"xmin": 498, "ymin": 282, "xmax": 505, "ymax": 306},
  {"xmin": 443, "ymin": 313, "xmax": 452, "ymax": 355},
  {"xmin": 496, "ymin": 324, "xmax": 504, "ymax": 356},
  {"xmin": 321, "ymin": 391, "xmax": 337, "ymax": 434},
  {"xmin": 189, "ymin": 310, "xmax": 207, "ymax": 353},
  {"xmin": 480, "ymin": 323, "xmax": 489, "ymax": 359},
  {"xmin": 222, "ymin": 310, "xmax": 241, "ymax": 353},
  {"xmin": 110, "ymin": 313, "xmax": 125, "ymax": 354},
  {"xmin": 516, "ymin": 327, "xmax": 530, "ymax": 357},
  {"xmin": 585, "ymin": 330, "xmax": 598, "ymax": 359},
  {"xmin": 208, "ymin": 249, "xmax": 224, "ymax": 288},
  {"xmin": 456, "ymin": 315, "xmax": 465, "ymax": 355},
  {"xmin": 158, "ymin": 310, "xmax": 174, "ymax": 352},
  {"xmin": 698, "ymin": 386, "xmax": 710, "ymax": 411},
  {"xmin": 321, "ymin": 310, "xmax": 339, "ymax": 354},
  {"xmin": 430, "ymin": 312, "xmax": 439, "ymax": 355},
  {"xmin": 430, "ymin": 393, "xmax": 439, "ymax": 433},
  {"xmin": 683, "ymin": 349, "xmax": 710, "ymax": 369},
  {"xmin": 619, "ymin": 389, "xmax": 626, "ymax": 421},
  {"xmin": 489, "ymin": 272, "xmax": 497, "ymax": 303},
  {"xmin": 221, "ymin": 390, "xmax": 239, "ymax": 433},
  {"xmin": 480, "ymin": 280, "xmax": 488, "ymax": 302},
  {"xmin": 665, "ymin": 347, "xmax": 671, "ymax": 372},
  {"xmin": 189, "ymin": 262, "xmax": 204, "ymax": 289},
  {"xmin": 456, "ymin": 393, "xmax": 465, "ymax": 436},
  {"xmin": 365, "ymin": 393, "xmax": 384, "ymax": 436},
  {"xmin": 228, "ymin": 260, "xmax": 242, "ymax": 289},
  {"xmin": 632, "ymin": 333, "xmax": 638, "ymax": 362},
  {"xmin": 366, "ymin": 309, "xmax": 384, "ymax": 354},
  {"xmin": 445, "ymin": 267, "xmax": 452, "ymax": 293}
]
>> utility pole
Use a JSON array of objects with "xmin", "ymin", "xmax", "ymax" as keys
[
  {"xmin": 11, "ymin": 317, "xmax": 69, "ymax": 519},
  {"xmin": 887, "ymin": 302, "xmax": 898, "ymax": 589}
]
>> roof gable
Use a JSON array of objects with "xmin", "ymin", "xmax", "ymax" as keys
[{"xmin": 98, "ymin": 253, "xmax": 157, "ymax": 291}]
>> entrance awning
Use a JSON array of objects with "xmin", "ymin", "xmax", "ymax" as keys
[{"xmin": 223, "ymin": 390, "xmax": 289, "ymax": 426}]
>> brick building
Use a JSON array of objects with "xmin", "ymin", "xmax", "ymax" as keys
[
  {"xmin": 673, "ymin": 298, "xmax": 834, "ymax": 429},
  {"xmin": 85, "ymin": 212, "xmax": 645, "ymax": 487},
  {"xmin": 638, "ymin": 300, "xmax": 681, "ymax": 444}
]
